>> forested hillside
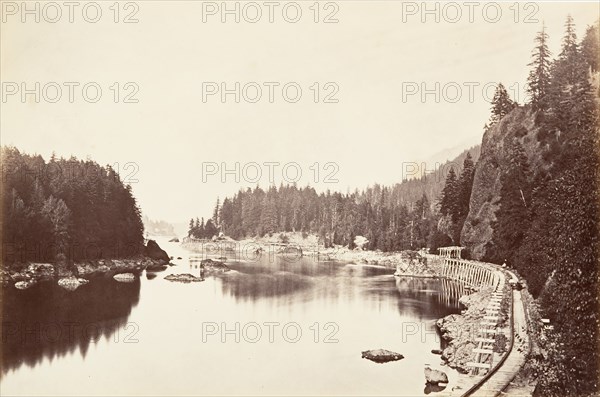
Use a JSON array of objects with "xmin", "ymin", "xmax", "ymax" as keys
[
  {"xmin": 1, "ymin": 148, "xmax": 145, "ymax": 264},
  {"xmin": 454, "ymin": 17, "xmax": 598, "ymax": 396},
  {"xmin": 494, "ymin": 19, "xmax": 598, "ymax": 396},
  {"xmin": 188, "ymin": 146, "xmax": 479, "ymax": 251}
]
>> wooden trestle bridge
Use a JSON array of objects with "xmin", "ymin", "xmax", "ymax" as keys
[{"xmin": 436, "ymin": 247, "xmax": 530, "ymax": 397}]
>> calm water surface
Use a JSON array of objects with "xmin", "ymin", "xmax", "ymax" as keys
[{"xmin": 1, "ymin": 237, "xmax": 466, "ymax": 396}]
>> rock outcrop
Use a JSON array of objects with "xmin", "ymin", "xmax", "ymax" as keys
[
  {"xmin": 144, "ymin": 240, "xmax": 170, "ymax": 263},
  {"xmin": 361, "ymin": 349, "xmax": 404, "ymax": 363},
  {"xmin": 461, "ymin": 107, "xmax": 541, "ymax": 259}
]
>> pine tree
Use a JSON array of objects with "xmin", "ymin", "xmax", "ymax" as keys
[
  {"xmin": 453, "ymin": 153, "xmax": 476, "ymax": 243},
  {"xmin": 489, "ymin": 141, "xmax": 531, "ymax": 264},
  {"xmin": 527, "ymin": 24, "xmax": 552, "ymax": 111},
  {"xmin": 490, "ymin": 83, "xmax": 516, "ymax": 124},
  {"xmin": 547, "ymin": 16, "xmax": 597, "ymax": 135},
  {"xmin": 559, "ymin": 15, "xmax": 579, "ymax": 69},
  {"xmin": 188, "ymin": 218, "xmax": 194, "ymax": 237},
  {"xmin": 260, "ymin": 194, "xmax": 277, "ymax": 236},
  {"xmin": 439, "ymin": 167, "xmax": 459, "ymax": 219},
  {"xmin": 213, "ymin": 198, "xmax": 220, "ymax": 228},
  {"xmin": 457, "ymin": 152, "xmax": 475, "ymax": 219},
  {"xmin": 581, "ymin": 22, "xmax": 599, "ymax": 73}
]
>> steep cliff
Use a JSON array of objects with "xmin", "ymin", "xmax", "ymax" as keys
[{"xmin": 461, "ymin": 106, "xmax": 544, "ymax": 259}]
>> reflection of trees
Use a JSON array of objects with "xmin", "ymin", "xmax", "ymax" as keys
[
  {"xmin": 1, "ymin": 279, "xmax": 140, "ymax": 375},
  {"xmin": 219, "ymin": 271, "xmax": 313, "ymax": 302},
  {"xmin": 216, "ymin": 259, "xmax": 319, "ymax": 302}
]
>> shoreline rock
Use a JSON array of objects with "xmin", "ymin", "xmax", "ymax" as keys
[
  {"xmin": 436, "ymin": 287, "xmax": 494, "ymax": 373},
  {"xmin": 425, "ymin": 366, "xmax": 449, "ymax": 385},
  {"xmin": 58, "ymin": 276, "xmax": 89, "ymax": 291},
  {"xmin": 165, "ymin": 274, "xmax": 203, "ymax": 283},
  {"xmin": 145, "ymin": 239, "xmax": 170, "ymax": 262},
  {"xmin": 361, "ymin": 349, "xmax": 404, "ymax": 363},
  {"xmin": 3, "ymin": 254, "xmax": 169, "ymax": 289},
  {"xmin": 14, "ymin": 280, "xmax": 36, "ymax": 290},
  {"xmin": 113, "ymin": 273, "xmax": 136, "ymax": 283}
]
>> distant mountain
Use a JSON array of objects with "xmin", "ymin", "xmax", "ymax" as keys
[{"xmin": 388, "ymin": 144, "xmax": 481, "ymax": 208}]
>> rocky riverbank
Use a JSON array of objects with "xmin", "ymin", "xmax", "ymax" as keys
[
  {"xmin": 1, "ymin": 257, "xmax": 167, "ymax": 290},
  {"xmin": 183, "ymin": 233, "xmax": 443, "ymax": 277},
  {"xmin": 436, "ymin": 287, "xmax": 497, "ymax": 373},
  {"xmin": 1, "ymin": 240, "xmax": 171, "ymax": 291}
]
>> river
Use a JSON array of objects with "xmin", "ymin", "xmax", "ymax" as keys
[{"xmin": 1, "ymin": 237, "xmax": 466, "ymax": 396}]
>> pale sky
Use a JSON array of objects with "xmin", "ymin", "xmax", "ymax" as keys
[{"xmin": 1, "ymin": 1, "xmax": 598, "ymax": 226}]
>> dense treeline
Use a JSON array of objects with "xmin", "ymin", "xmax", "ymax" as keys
[
  {"xmin": 1, "ymin": 147, "xmax": 145, "ymax": 264},
  {"xmin": 189, "ymin": 150, "xmax": 477, "ymax": 252},
  {"xmin": 475, "ymin": 18, "xmax": 598, "ymax": 396}
]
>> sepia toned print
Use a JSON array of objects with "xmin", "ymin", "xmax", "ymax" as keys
[{"xmin": 1, "ymin": 1, "xmax": 599, "ymax": 396}]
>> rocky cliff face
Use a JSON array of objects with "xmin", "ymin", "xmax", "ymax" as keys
[{"xmin": 461, "ymin": 107, "xmax": 542, "ymax": 260}]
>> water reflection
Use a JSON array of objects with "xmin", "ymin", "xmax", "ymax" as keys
[
  {"xmin": 1, "ymin": 242, "xmax": 467, "ymax": 396},
  {"xmin": 1, "ymin": 278, "xmax": 140, "ymax": 375},
  {"xmin": 212, "ymin": 256, "xmax": 463, "ymax": 318}
]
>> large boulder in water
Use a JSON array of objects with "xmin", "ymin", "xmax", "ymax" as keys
[
  {"xmin": 424, "ymin": 366, "xmax": 448, "ymax": 385},
  {"xmin": 361, "ymin": 349, "xmax": 404, "ymax": 363},
  {"xmin": 144, "ymin": 240, "xmax": 170, "ymax": 262},
  {"xmin": 200, "ymin": 259, "xmax": 230, "ymax": 273}
]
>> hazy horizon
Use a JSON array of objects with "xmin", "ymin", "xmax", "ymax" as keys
[{"xmin": 2, "ymin": 1, "xmax": 598, "ymax": 225}]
